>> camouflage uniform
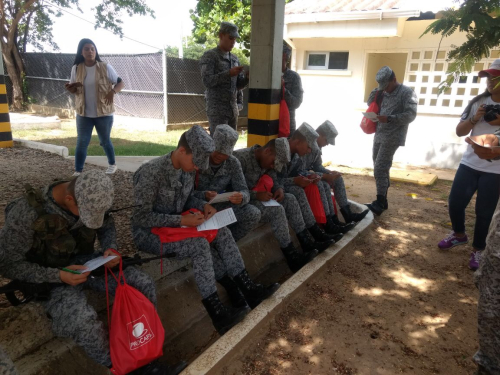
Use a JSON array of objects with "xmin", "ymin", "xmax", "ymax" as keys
[
  {"xmin": 367, "ymin": 67, "xmax": 418, "ymax": 197},
  {"xmin": 233, "ymin": 145, "xmax": 307, "ymax": 247},
  {"xmin": 473, "ymin": 130, "xmax": 500, "ymax": 374},
  {"xmin": 0, "ymin": 177, "xmax": 156, "ymax": 368},
  {"xmin": 0, "ymin": 347, "xmax": 17, "ymax": 375},
  {"xmin": 131, "ymin": 145, "xmax": 246, "ymax": 298},
  {"xmin": 283, "ymin": 68, "xmax": 304, "ymax": 136},
  {"xmin": 200, "ymin": 47, "xmax": 248, "ymax": 135}
]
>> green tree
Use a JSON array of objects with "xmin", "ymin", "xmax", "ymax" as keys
[
  {"xmin": 421, "ymin": 1, "xmax": 500, "ymax": 93},
  {"xmin": 190, "ymin": 0, "xmax": 294, "ymax": 57},
  {"xmin": 0, "ymin": 0, "xmax": 154, "ymax": 110}
]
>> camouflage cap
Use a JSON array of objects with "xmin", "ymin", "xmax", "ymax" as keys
[
  {"xmin": 317, "ymin": 120, "xmax": 338, "ymax": 146},
  {"xmin": 376, "ymin": 66, "xmax": 394, "ymax": 90},
  {"xmin": 296, "ymin": 122, "xmax": 319, "ymax": 149},
  {"xmin": 213, "ymin": 124, "xmax": 239, "ymax": 156},
  {"xmin": 219, "ymin": 22, "xmax": 240, "ymax": 38},
  {"xmin": 185, "ymin": 125, "xmax": 215, "ymax": 171},
  {"xmin": 74, "ymin": 170, "xmax": 114, "ymax": 229},
  {"xmin": 274, "ymin": 137, "xmax": 291, "ymax": 173}
]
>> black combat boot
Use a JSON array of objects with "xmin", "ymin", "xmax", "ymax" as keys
[
  {"xmin": 202, "ymin": 292, "xmax": 250, "ymax": 335},
  {"xmin": 366, "ymin": 195, "xmax": 388, "ymax": 216},
  {"xmin": 324, "ymin": 215, "xmax": 343, "ymax": 235},
  {"xmin": 309, "ymin": 223, "xmax": 342, "ymax": 243},
  {"xmin": 340, "ymin": 205, "xmax": 369, "ymax": 223},
  {"xmin": 131, "ymin": 360, "xmax": 187, "ymax": 375},
  {"xmin": 296, "ymin": 229, "xmax": 333, "ymax": 254},
  {"xmin": 329, "ymin": 214, "xmax": 357, "ymax": 233},
  {"xmin": 281, "ymin": 242, "xmax": 318, "ymax": 273},
  {"xmin": 217, "ymin": 275, "xmax": 249, "ymax": 309},
  {"xmin": 233, "ymin": 269, "xmax": 280, "ymax": 309}
]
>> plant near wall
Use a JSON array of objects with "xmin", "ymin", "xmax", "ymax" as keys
[
  {"xmin": 421, "ymin": 0, "xmax": 500, "ymax": 94},
  {"xmin": 0, "ymin": 0, "xmax": 154, "ymax": 110}
]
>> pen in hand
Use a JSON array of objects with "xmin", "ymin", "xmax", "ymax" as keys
[{"xmin": 60, "ymin": 267, "xmax": 83, "ymax": 275}]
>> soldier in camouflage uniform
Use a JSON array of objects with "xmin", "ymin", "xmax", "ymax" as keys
[
  {"xmin": 467, "ymin": 131, "xmax": 500, "ymax": 375},
  {"xmin": 0, "ymin": 171, "xmax": 180, "ymax": 374},
  {"xmin": 131, "ymin": 125, "xmax": 279, "ymax": 334},
  {"xmin": 282, "ymin": 44, "xmax": 304, "ymax": 136},
  {"xmin": 299, "ymin": 120, "xmax": 369, "ymax": 225},
  {"xmin": 0, "ymin": 347, "xmax": 17, "ymax": 375},
  {"xmin": 194, "ymin": 125, "xmax": 261, "ymax": 242},
  {"xmin": 200, "ymin": 22, "xmax": 249, "ymax": 135},
  {"xmin": 366, "ymin": 66, "xmax": 418, "ymax": 215}
]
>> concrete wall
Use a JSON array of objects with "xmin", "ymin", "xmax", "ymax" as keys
[{"xmin": 364, "ymin": 52, "xmax": 408, "ymax": 101}]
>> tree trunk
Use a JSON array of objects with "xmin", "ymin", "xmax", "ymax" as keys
[{"xmin": 3, "ymin": 46, "xmax": 23, "ymax": 110}]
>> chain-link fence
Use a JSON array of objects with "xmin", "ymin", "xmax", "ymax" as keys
[{"xmin": 4, "ymin": 51, "xmax": 248, "ymax": 125}]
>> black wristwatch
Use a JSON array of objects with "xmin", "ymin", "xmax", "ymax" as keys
[{"xmin": 387, "ymin": 115, "xmax": 395, "ymax": 123}]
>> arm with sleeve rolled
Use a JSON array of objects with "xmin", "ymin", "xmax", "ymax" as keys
[
  {"xmin": 96, "ymin": 214, "xmax": 118, "ymax": 251},
  {"xmin": 200, "ymin": 51, "xmax": 230, "ymax": 89},
  {"xmin": 0, "ymin": 200, "xmax": 61, "ymax": 283},
  {"xmin": 131, "ymin": 169, "xmax": 183, "ymax": 228},
  {"xmin": 229, "ymin": 158, "xmax": 250, "ymax": 205},
  {"xmin": 388, "ymin": 89, "xmax": 418, "ymax": 125}
]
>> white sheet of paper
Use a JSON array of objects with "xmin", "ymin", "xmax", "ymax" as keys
[
  {"xmin": 208, "ymin": 192, "xmax": 236, "ymax": 204},
  {"xmin": 197, "ymin": 208, "xmax": 237, "ymax": 231},
  {"xmin": 261, "ymin": 199, "xmax": 281, "ymax": 207},
  {"xmin": 362, "ymin": 112, "xmax": 379, "ymax": 121},
  {"xmin": 80, "ymin": 256, "xmax": 117, "ymax": 273}
]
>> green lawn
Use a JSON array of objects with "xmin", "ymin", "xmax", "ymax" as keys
[{"xmin": 13, "ymin": 122, "xmax": 248, "ymax": 156}]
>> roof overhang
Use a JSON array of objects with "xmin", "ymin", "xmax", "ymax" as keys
[{"xmin": 285, "ymin": 9, "xmax": 421, "ymax": 24}]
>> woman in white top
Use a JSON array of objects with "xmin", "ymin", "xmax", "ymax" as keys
[
  {"xmin": 65, "ymin": 38, "xmax": 124, "ymax": 176},
  {"xmin": 437, "ymin": 59, "xmax": 500, "ymax": 271}
]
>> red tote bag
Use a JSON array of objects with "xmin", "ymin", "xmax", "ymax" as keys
[
  {"xmin": 278, "ymin": 83, "xmax": 290, "ymax": 138},
  {"xmin": 107, "ymin": 262, "xmax": 165, "ymax": 375},
  {"xmin": 360, "ymin": 91, "xmax": 382, "ymax": 134},
  {"xmin": 304, "ymin": 184, "xmax": 327, "ymax": 224}
]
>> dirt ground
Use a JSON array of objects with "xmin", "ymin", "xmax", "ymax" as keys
[
  {"xmin": 0, "ymin": 146, "xmax": 479, "ymax": 375},
  {"xmin": 223, "ymin": 175, "xmax": 479, "ymax": 375}
]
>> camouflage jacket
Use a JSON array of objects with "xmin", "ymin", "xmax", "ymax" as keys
[
  {"xmin": 300, "ymin": 143, "xmax": 330, "ymax": 176},
  {"xmin": 277, "ymin": 151, "xmax": 304, "ymax": 188},
  {"xmin": 283, "ymin": 69, "xmax": 304, "ymax": 130},
  {"xmin": 193, "ymin": 155, "xmax": 250, "ymax": 206},
  {"xmin": 233, "ymin": 145, "xmax": 284, "ymax": 199},
  {"xmin": 131, "ymin": 152, "xmax": 208, "ymax": 228},
  {"xmin": 200, "ymin": 47, "xmax": 248, "ymax": 118},
  {"xmin": 367, "ymin": 84, "xmax": 418, "ymax": 147},
  {"xmin": 0, "ymin": 181, "xmax": 117, "ymax": 284}
]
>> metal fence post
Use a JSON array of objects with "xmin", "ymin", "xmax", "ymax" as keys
[{"xmin": 162, "ymin": 48, "xmax": 168, "ymax": 130}]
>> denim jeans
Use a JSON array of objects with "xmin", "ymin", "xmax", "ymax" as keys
[
  {"xmin": 449, "ymin": 163, "xmax": 500, "ymax": 250},
  {"xmin": 75, "ymin": 115, "xmax": 115, "ymax": 172}
]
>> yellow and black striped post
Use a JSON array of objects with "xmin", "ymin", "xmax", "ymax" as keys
[
  {"xmin": 247, "ymin": 0, "xmax": 285, "ymax": 147},
  {"xmin": 0, "ymin": 60, "xmax": 12, "ymax": 148}
]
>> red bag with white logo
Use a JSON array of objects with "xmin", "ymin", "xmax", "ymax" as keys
[{"xmin": 106, "ymin": 260, "xmax": 165, "ymax": 375}]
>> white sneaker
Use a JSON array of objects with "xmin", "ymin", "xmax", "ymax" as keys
[
  {"xmin": 105, "ymin": 165, "xmax": 118, "ymax": 174},
  {"xmin": 72, "ymin": 172, "xmax": 81, "ymax": 177}
]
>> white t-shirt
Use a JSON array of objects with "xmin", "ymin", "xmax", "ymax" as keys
[
  {"xmin": 460, "ymin": 96, "xmax": 500, "ymax": 174},
  {"xmin": 70, "ymin": 63, "xmax": 119, "ymax": 118}
]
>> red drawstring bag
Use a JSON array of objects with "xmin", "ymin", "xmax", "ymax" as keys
[
  {"xmin": 278, "ymin": 83, "xmax": 290, "ymax": 138},
  {"xmin": 252, "ymin": 174, "xmax": 274, "ymax": 192},
  {"xmin": 106, "ymin": 261, "xmax": 165, "ymax": 375},
  {"xmin": 304, "ymin": 184, "xmax": 327, "ymax": 224},
  {"xmin": 360, "ymin": 91, "xmax": 382, "ymax": 134}
]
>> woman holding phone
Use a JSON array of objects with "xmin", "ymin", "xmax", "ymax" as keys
[{"xmin": 65, "ymin": 38, "xmax": 124, "ymax": 176}]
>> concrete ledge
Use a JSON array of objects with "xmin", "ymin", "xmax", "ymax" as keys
[
  {"xmin": 181, "ymin": 200, "xmax": 374, "ymax": 375},
  {"xmin": 13, "ymin": 138, "xmax": 69, "ymax": 158}
]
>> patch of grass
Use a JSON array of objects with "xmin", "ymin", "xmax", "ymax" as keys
[{"xmin": 13, "ymin": 122, "xmax": 248, "ymax": 156}]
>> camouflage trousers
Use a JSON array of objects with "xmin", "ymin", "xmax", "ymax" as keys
[
  {"xmin": 285, "ymin": 185, "xmax": 317, "ymax": 228},
  {"xmin": 42, "ymin": 266, "xmax": 156, "ymax": 367},
  {"xmin": 317, "ymin": 181, "xmax": 335, "ymax": 217},
  {"xmin": 0, "ymin": 346, "xmax": 17, "ymax": 375},
  {"xmin": 332, "ymin": 176, "xmax": 349, "ymax": 209},
  {"xmin": 133, "ymin": 226, "xmax": 245, "ymax": 298},
  {"xmin": 212, "ymin": 202, "xmax": 261, "ymax": 243},
  {"xmin": 207, "ymin": 115, "xmax": 238, "ymax": 136},
  {"xmin": 250, "ymin": 192, "xmax": 305, "ymax": 248},
  {"xmin": 373, "ymin": 142, "xmax": 400, "ymax": 197}
]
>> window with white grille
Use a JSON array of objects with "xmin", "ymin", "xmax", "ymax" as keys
[{"xmin": 306, "ymin": 52, "xmax": 349, "ymax": 70}]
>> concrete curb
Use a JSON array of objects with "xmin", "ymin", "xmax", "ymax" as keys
[
  {"xmin": 181, "ymin": 200, "xmax": 374, "ymax": 375},
  {"xmin": 13, "ymin": 138, "xmax": 69, "ymax": 158}
]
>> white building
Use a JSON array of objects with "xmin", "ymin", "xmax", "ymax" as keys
[{"xmin": 284, "ymin": 0, "xmax": 496, "ymax": 169}]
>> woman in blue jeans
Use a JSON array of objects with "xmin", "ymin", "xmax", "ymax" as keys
[
  {"xmin": 438, "ymin": 60, "xmax": 500, "ymax": 271},
  {"xmin": 65, "ymin": 38, "xmax": 124, "ymax": 176}
]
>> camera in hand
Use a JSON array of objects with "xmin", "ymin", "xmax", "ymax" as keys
[{"xmin": 483, "ymin": 104, "xmax": 500, "ymax": 122}]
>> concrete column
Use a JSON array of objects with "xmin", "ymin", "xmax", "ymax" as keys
[
  {"xmin": 0, "ymin": 56, "xmax": 12, "ymax": 148},
  {"xmin": 247, "ymin": 0, "xmax": 285, "ymax": 147}
]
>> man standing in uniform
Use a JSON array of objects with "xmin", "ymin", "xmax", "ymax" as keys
[
  {"xmin": 366, "ymin": 66, "xmax": 418, "ymax": 216},
  {"xmin": 200, "ymin": 22, "xmax": 248, "ymax": 135},
  {"xmin": 282, "ymin": 44, "xmax": 303, "ymax": 136},
  {"xmin": 0, "ymin": 171, "xmax": 184, "ymax": 375}
]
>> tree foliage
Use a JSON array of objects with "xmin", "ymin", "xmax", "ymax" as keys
[
  {"xmin": 190, "ymin": 0, "xmax": 294, "ymax": 57},
  {"xmin": 421, "ymin": 0, "xmax": 500, "ymax": 93},
  {"xmin": 0, "ymin": 0, "xmax": 154, "ymax": 109}
]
